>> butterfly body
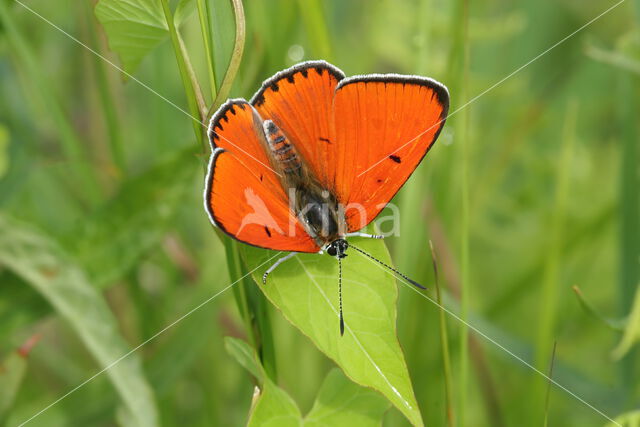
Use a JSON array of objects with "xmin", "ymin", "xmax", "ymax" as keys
[{"xmin": 261, "ymin": 118, "xmax": 346, "ymax": 247}]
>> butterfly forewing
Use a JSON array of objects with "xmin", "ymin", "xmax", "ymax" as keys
[
  {"xmin": 330, "ymin": 76, "xmax": 449, "ymax": 231},
  {"xmin": 205, "ymin": 99, "xmax": 320, "ymax": 252}
]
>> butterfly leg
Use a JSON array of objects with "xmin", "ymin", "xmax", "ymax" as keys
[
  {"xmin": 262, "ymin": 252, "xmax": 296, "ymax": 284},
  {"xmin": 345, "ymin": 232, "xmax": 384, "ymax": 239}
]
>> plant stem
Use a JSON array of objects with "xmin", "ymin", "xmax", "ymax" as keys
[
  {"xmin": 207, "ymin": 0, "xmax": 246, "ymax": 118},
  {"xmin": 431, "ymin": 241, "xmax": 455, "ymax": 427},
  {"xmin": 456, "ymin": 0, "xmax": 471, "ymax": 424},
  {"xmin": 534, "ymin": 100, "xmax": 577, "ymax": 403},
  {"xmin": 159, "ymin": 0, "xmax": 205, "ymax": 147},
  {"xmin": 196, "ymin": 0, "xmax": 218, "ymax": 100},
  {"xmin": 617, "ymin": 71, "xmax": 639, "ymax": 398},
  {"xmin": 177, "ymin": 34, "xmax": 208, "ymax": 119},
  {"xmin": 84, "ymin": 1, "xmax": 126, "ymax": 177},
  {"xmin": 222, "ymin": 238, "xmax": 278, "ymax": 381}
]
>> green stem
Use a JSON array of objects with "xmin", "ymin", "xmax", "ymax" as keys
[
  {"xmin": 207, "ymin": 0, "xmax": 246, "ymax": 118},
  {"xmin": 456, "ymin": 0, "xmax": 471, "ymax": 424},
  {"xmin": 177, "ymin": 34, "xmax": 208, "ymax": 119},
  {"xmin": 196, "ymin": 0, "xmax": 218, "ymax": 100},
  {"xmin": 534, "ymin": 100, "xmax": 578, "ymax": 404},
  {"xmin": 617, "ymin": 71, "xmax": 639, "ymax": 397},
  {"xmin": 222, "ymin": 238, "xmax": 278, "ymax": 381},
  {"xmin": 431, "ymin": 241, "xmax": 455, "ymax": 427},
  {"xmin": 84, "ymin": 2, "xmax": 126, "ymax": 177},
  {"xmin": 159, "ymin": 0, "xmax": 205, "ymax": 147}
]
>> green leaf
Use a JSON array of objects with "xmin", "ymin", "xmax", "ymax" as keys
[
  {"xmin": 612, "ymin": 285, "xmax": 640, "ymax": 360},
  {"xmin": 174, "ymin": 0, "xmax": 195, "ymax": 26},
  {"xmin": 606, "ymin": 410, "xmax": 640, "ymax": 427},
  {"xmin": 225, "ymin": 337, "xmax": 263, "ymax": 382},
  {"xmin": 305, "ymin": 368, "xmax": 390, "ymax": 427},
  {"xmin": 249, "ymin": 380, "xmax": 302, "ymax": 427},
  {"xmin": 95, "ymin": 0, "xmax": 168, "ymax": 74},
  {"xmin": 0, "ymin": 351, "xmax": 27, "ymax": 421},
  {"xmin": 241, "ymin": 238, "xmax": 423, "ymax": 426},
  {"xmin": 0, "ymin": 214, "xmax": 159, "ymax": 427},
  {"xmin": 225, "ymin": 338, "xmax": 389, "ymax": 427},
  {"xmin": 68, "ymin": 149, "xmax": 196, "ymax": 288},
  {"xmin": 95, "ymin": 0, "xmax": 194, "ymax": 75}
]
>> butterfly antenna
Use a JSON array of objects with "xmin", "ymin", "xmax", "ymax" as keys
[
  {"xmin": 339, "ymin": 255, "xmax": 345, "ymax": 336},
  {"xmin": 349, "ymin": 243, "xmax": 426, "ymax": 290}
]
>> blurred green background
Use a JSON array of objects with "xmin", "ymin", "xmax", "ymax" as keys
[{"xmin": 1, "ymin": 0, "xmax": 639, "ymax": 425}]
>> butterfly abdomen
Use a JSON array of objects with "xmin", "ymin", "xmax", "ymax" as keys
[{"xmin": 263, "ymin": 120, "xmax": 303, "ymax": 175}]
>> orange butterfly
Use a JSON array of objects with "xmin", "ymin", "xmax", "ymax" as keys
[{"xmin": 204, "ymin": 61, "xmax": 449, "ymax": 334}]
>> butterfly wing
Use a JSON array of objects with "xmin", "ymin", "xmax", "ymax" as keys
[
  {"xmin": 251, "ymin": 60, "xmax": 345, "ymax": 187},
  {"xmin": 331, "ymin": 75, "xmax": 449, "ymax": 231},
  {"xmin": 205, "ymin": 99, "xmax": 320, "ymax": 252}
]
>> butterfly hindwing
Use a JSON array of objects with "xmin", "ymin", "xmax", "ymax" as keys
[
  {"xmin": 330, "ymin": 75, "xmax": 449, "ymax": 231},
  {"xmin": 205, "ymin": 99, "xmax": 320, "ymax": 252}
]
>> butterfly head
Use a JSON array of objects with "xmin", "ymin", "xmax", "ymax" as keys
[{"xmin": 326, "ymin": 239, "xmax": 348, "ymax": 259}]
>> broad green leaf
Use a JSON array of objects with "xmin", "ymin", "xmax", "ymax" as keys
[
  {"xmin": 606, "ymin": 410, "xmax": 640, "ymax": 427},
  {"xmin": 612, "ymin": 285, "xmax": 640, "ymax": 359},
  {"xmin": 249, "ymin": 380, "xmax": 302, "ymax": 427},
  {"xmin": 225, "ymin": 337, "xmax": 263, "ymax": 381},
  {"xmin": 0, "ymin": 351, "xmax": 27, "ymax": 421},
  {"xmin": 225, "ymin": 337, "xmax": 301, "ymax": 426},
  {"xmin": 0, "ymin": 215, "xmax": 159, "ymax": 427},
  {"xmin": 225, "ymin": 338, "xmax": 389, "ymax": 427},
  {"xmin": 68, "ymin": 149, "xmax": 196, "ymax": 288},
  {"xmin": 95, "ymin": 0, "xmax": 167, "ymax": 74},
  {"xmin": 95, "ymin": 0, "xmax": 193, "ymax": 75},
  {"xmin": 241, "ymin": 238, "xmax": 423, "ymax": 426},
  {"xmin": 305, "ymin": 368, "xmax": 390, "ymax": 427}
]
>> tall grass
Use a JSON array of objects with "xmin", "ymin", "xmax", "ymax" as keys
[{"xmin": 0, "ymin": 0, "xmax": 637, "ymax": 426}]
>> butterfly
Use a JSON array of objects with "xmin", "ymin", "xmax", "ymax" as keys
[{"xmin": 204, "ymin": 60, "xmax": 449, "ymax": 335}]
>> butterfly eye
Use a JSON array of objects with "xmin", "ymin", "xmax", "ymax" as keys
[{"xmin": 326, "ymin": 245, "xmax": 337, "ymax": 257}]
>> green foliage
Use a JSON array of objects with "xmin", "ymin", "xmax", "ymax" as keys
[
  {"xmin": 0, "ymin": 215, "xmax": 158, "ymax": 427},
  {"xmin": 612, "ymin": 286, "xmax": 640, "ymax": 359},
  {"xmin": 243, "ymin": 238, "xmax": 422, "ymax": 425},
  {"xmin": 0, "ymin": 0, "xmax": 638, "ymax": 425},
  {"xmin": 607, "ymin": 410, "xmax": 640, "ymax": 427},
  {"xmin": 0, "ymin": 351, "xmax": 27, "ymax": 422},
  {"xmin": 69, "ymin": 149, "xmax": 196, "ymax": 288},
  {"xmin": 95, "ymin": 0, "xmax": 193, "ymax": 75},
  {"xmin": 225, "ymin": 337, "xmax": 390, "ymax": 426}
]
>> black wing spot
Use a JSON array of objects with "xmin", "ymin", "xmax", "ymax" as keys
[
  {"xmin": 264, "ymin": 226, "xmax": 272, "ymax": 237},
  {"xmin": 229, "ymin": 106, "xmax": 237, "ymax": 115},
  {"xmin": 215, "ymin": 122, "xmax": 224, "ymax": 131},
  {"xmin": 212, "ymin": 134, "xmax": 220, "ymax": 141},
  {"xmin": 259, "ymin": 174, "xmax": 263, "ymax": 182},
  {"xmin": 300, "ymin": 69, "xmax": 308, "ymax": 78},
  {"xmin": 389, "ymin": 155, "xmax": 401, "ymax": 163},
  {"xmin": 314, "ymin": 67, "xmax": 324, "ymax": 76},
  {"xmin": 238, "ymin": 103, "xmax": 247, "ymax": 110},
  {"xmin": 319, "ymin": 137, "xmax": 331, "ymax": 144},
  {"xmin": 376, "ymin": 178, "xmax": 383, "ymax": 183},
  {"xmin": 222, "ymin": 115, "xmax": 229, "ymax": 123},
  {"xmin": 254, "ymin": 94, "xmax": 265, "ymax": 106},
  {"xmin": 287, "ymin": 74, "xmax": 295, "ymax": 83},
  {"xmin": 270, "ymin": 82, "xmax": 279, "ymax": 92}
]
